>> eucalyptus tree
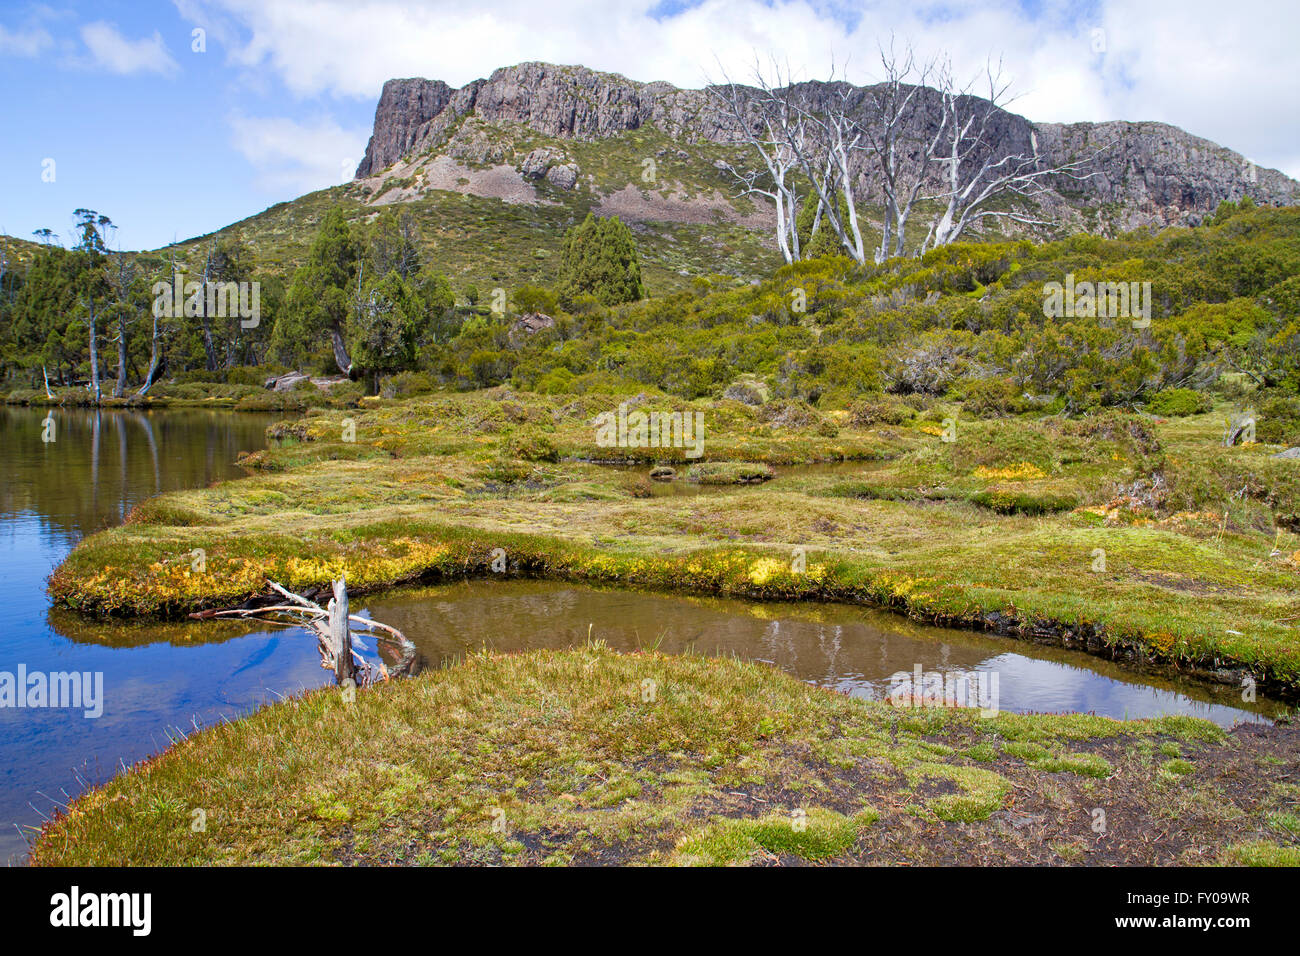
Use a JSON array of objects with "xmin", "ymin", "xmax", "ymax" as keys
[
  {"xmin": 710, "ymin": 60, "xmax": 806, "ymax": 264},
  {"xmin": 859, "ymin": 41, "xmax": 946, "ymax": 262},
  {"xmin": 105, "ymin": 246, "xmax": 141, "ymax": 397},
  {"xmin": 276, "ymin": 207, "xmax": 360, "ymax": 374},
  {"xmin": 717, "ymin": 47, "xmax": 1105, "ymax": 263},
  {"xmin": 71, "ymin": 209, "xmax": 114, "ymax": 402}
]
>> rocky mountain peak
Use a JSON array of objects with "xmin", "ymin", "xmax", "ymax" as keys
[{"xmin": 354, "ymin": 61, "xmax": 1297, "ymax": 233}]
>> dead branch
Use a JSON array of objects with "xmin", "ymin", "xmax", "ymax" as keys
[{"xmin": 190, "ymin": 578, "xmax": 416, "ymax": 686}]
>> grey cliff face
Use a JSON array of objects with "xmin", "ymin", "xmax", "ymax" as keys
[
  {"xmin": 1033, "ymin": 121, "xmax": 1295, "ymax": 223},
  {"xmin": 354, "ymin": 77, "xmax": 454, "ymax": 178},
  {"xmin": 355, "ymin": 61, "xmax": 1296, "ymax": 227}
]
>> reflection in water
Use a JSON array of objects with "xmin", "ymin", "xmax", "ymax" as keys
[
  {"xmin": 0, "ymin": 405, "xmax": 315, "ymax": 866},
  {"xmin": 362, "ymin": 579, "xmax": 1286, "ymax": 726},
  {"xmin": 605, "ymin": 459, "xmax": 883, "ymax": 496},
  {"xmin": 0, "ymin": 405, "xmax": 279, "ymax": 540}
]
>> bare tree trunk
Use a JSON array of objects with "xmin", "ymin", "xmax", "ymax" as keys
[
  {"xmin": 710, "ymin": 63, "xmax": 803, "ymax": 264},
  {"xmin": 832, "ymin": 137, "xmax": 866, "ymax": 262},
  {"xmin": 138, "ymin": 310, "xmax": 164, "ymax": 396},
  {"xmin": 921, "ymin": 57, "xmax": 1106, "ymax": 252},
  {"xmin": 785, "ymin": 96, "xmax": 867, "ymax": 264},
  {"xmin": 198, "ymin": 245, "xmax": 219, "ymax": 371},
  {"xmin": 113, "ymin": 313, "xmax": 127, "ymax": 398},
  {"xmin": 139, "ymin": 253, "xmax": 175, "ymax": 396},
  {"xmin": 331, "ymin": 323, "xmax": 353, "ymax": 376},
  {"xmin": 86, "ymin": 299, "xmax": 101, "ymax": 404},
  {"xmin": 108, "ymin": 247, "xmax": 136, "ymax": 398},
  {"xmin": 857, "ymin": 41, "xmax": 946, "ymax": 262},
  {"xmin": 328, "ymin": 577, "xmax": 356, "ymax": 685},
  {"xmin": 199, "ymin": 310, "xmax": 218, "ymax": 372}
]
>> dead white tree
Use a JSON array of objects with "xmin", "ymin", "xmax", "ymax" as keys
[
  {"xmin": 195, "ymin": 241, "xmax": 222, "ymax": 372},
  {"xmin": 106, "ymin": 247, "xmax": 138, "ymax": 398},
  {"xmin": 860, "ymin": 41, "xmax": 947, "ymax": 262},
  {"xmin": 716, "ymin": 48, "xmax": 1106, "ymax": 265},
  {"xmin": 921, "ymin": 57, "xmax": 1104, "ymax": 252},
  {"xmin": 779, "ymin": 66, "xmax": 870, "ymax": 264},
  {"xmin": 138, "ymin": 247, "xmax": 178, "ymax": 396},
  {"xmin": 193, "ymin": 578, "xmax": 416, "ymax": 685},
  {"xmin": 711, "ymin": 57, "xmax": 871, "ymax": 265},
  {"xmin": 710, "ymin": 61, "xmax": 805, "ymax": 264}
]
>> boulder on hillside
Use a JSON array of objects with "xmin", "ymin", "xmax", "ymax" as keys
[
  {"xmin": 546, "ymin": 162, "xmax": 579, "ymax": 189},
  {"xmin": 507, "ymin": 311, "xmax": 556, "ymax": 347},
  {"xmin": 518, "ymin": 147, "xmax": 580, "ymax": 190}
]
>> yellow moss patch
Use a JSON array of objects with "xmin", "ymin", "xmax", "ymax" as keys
[{"xmin": 973, "ymin": 462, "xmax": 1047, "ymax": 481}]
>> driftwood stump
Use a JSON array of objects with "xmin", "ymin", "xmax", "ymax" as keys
[
  {"xmin": 328, "ymin": 577, "xmax": 356, "ymax": 685},
  {"xmin": 189, "ymin": 577, "xmax": 416, "ymax": 685}
]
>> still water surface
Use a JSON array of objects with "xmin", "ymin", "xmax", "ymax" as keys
[
  {"xmin": 0, "ymin": 406, "xmax": 313, "ymax": 864},
  {"xmin": 0, "ymin": 406, "xmax": 1283, "ymax": 864}
]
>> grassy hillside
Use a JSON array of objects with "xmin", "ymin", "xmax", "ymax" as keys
[
  {"xmin": 138, "ymin": 121, "xmax": 1045, "ymax": 295},
  {"xmin": 159, "ymin": 124, "xmax": 787, "ymax": 297},
  {"xmin": 419, "ymin": 204, "xmax": 1300, "ymax": 411}
]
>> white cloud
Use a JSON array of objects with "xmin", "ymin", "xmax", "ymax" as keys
[
  {"xmin": 0, "ymin": 23, "xmax": 52, "ymax": 57},
  {"xmin": 79, "ymin": 20, "xmax": 179, "ymax": 76},
  {"xmin": 227, "ymin": 112, "xmax": 368, "ymax": 194},
  {"xmin": 195, "ymin": 0, "xmax": 1300, "ymax": 178},
  {"xmin": 171, "ymin": 0, "xmax": 242, "ymax": 50}
]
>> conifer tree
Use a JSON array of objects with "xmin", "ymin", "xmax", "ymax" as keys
[
  {"xmin": 557, "ymin": 214, "xmax": 644, "ymax": 308},
  {"xmin": 274, "ymin": 207, "xmax": 358, "ymax": 372}
]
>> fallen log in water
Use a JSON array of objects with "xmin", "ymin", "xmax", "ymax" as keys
[{"xmin": 189, "ymin": 577, "xmax": 416, "ymax": 686}]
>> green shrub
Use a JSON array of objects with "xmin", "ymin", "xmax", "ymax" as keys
[
  {"xmin": 969, "ymin": 489, "xmax": 1078, "ymax": 515},
  {"xmin": 504, "ymin": 427, "xmax": 559, "ymax": 462},
  {"xmin": 685, "ymin": 462, "xmax": 775, "ymax": 484},
  {"xmin": 226, "ymin": 366, "xmax": 272, "ymax": 387},
  {"xmin": 537, "ymin": 367, "xmax": 577, "ymax": 395},
  {"xmin": 848, "ymin": 395, "xmax": 912, "ymax": 426},
  {"xmin": 1257, "ymin": 395, "xmax": 1300, "ymax": 445},
  {"xmin": 757, "ymin": 399, "xmax": 822, "ymax": 430},
  {"xmin": 959, "ymin": 376, "xmax": 1021, "ymax": 418},
  {"xmin": 1146, "ymin": 387, "xmax": 1211, "ymax": 417},
  {"xmin": 3, "ymin": 388, "xmax": 42, "ymax": 405},
  {"xmin": 324, "ymin": 381, "xmax": 365, "ymax": 407},
  {"xmin": 381, "ymin": 371, "xmax": 437, "ymax": 399}
]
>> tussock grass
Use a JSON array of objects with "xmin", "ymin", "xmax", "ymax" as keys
[
  {"xmin": 48, "ymin": 388, "xmax": 1300, "ymax": 693},
  {"xmin": 30, "ymin": 647, "xmax": 1296, "ymax": 866}
]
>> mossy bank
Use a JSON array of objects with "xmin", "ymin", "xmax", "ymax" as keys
[
  {"xmin": 30, "ymin": 647, "xmax": 1300, "ymax": 866},
  {"xmin": 48, "ymin": 388, "xmax": 1300, "ymax": 699}
]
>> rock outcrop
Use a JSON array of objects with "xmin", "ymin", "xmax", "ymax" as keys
[
  {"xmin": 355, "ymin": 61, "xmax": 1297, "ymax": 229},
  {"xmin": 517, "ymin": 147, "xmax": 580, "ymax": 189},
  {"xmin": 507, "ymin": 311, "xmax": 557, "ymax": 347},
  {"xmin": 355, "ymin": 78, "xmax": 454, "ymax": 178}
]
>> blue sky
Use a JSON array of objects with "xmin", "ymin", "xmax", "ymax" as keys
[
  {"xmin": 0, "ymin": 2, "xmax": 375, "ymax": 250},
  {"xmin": 2, "ymin": 0, "xmax": 1296, "ymax": 251}
]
